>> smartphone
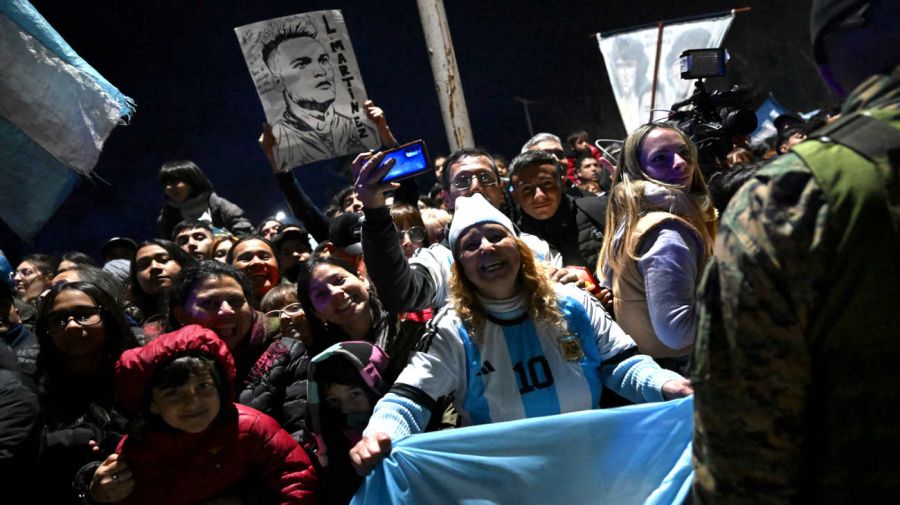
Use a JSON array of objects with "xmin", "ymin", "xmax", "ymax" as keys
[{"xmin": 378, "ymin": 139, "xmax": 431, "ymax": 184}]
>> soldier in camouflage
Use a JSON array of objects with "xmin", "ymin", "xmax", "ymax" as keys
[{"xmin": 692, "ymin": 0, "xmax": 900, "ymax": 503}]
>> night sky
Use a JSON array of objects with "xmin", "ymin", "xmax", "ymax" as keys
[{"xmin": 2, "ymin": 0, "xmax": 831, "ymax": 262}]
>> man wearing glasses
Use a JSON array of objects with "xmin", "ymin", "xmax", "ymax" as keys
[{"xmin": 356, "ymin": 148, "xmax": 575, "ymax": 314}]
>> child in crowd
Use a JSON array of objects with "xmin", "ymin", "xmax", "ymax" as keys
[
  {"xmin": 307, "ymin": 341, "xmax": 390, "ymax": 505},
  {"xmin": 157, "ymin": 160, "xmax": 253, "ymax": 240},
  {"xmin": 88, "ymin": 325, "xmax": 317, "ymax": 504}
]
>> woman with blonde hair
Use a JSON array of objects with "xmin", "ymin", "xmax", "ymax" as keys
[
  {"xmin": 598, "ymin": 123, "xmax": 716, "ymax": 372},
  {"xmin": 349, "ymin": 193, "xmax": 692, "ymax": 474}
]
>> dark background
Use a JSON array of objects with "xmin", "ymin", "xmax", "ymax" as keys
[{"xmin": 2, "ymin": 0, "xmax": 833, "ymax": 263}]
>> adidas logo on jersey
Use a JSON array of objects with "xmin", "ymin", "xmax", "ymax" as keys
[{"xmin": 476, "ymin": 360, "xmax": 496, "ymax": 377}]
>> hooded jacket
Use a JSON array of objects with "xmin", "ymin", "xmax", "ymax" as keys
[
  {"xmin": 307, "ymin": 341, "xmax": 390, "ymax": 505},
  {"xmin": 114, "ymin": 325, "xmax": 317, "ymax": 505}
]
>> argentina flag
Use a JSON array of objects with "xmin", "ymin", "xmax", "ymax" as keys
[
  {"xmin": 352, "ymin": 396, "xmax": 694, "ymax": 505},
  {"xmin": 0, "ymin": 0, "xmax": 134, "ymax": 240}
]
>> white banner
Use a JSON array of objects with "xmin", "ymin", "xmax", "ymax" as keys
[
  {"xmin": 597, "ymin": 14, "xmax": 733, "ymax": 134},
  {"xmin": 235, "ymin": 10, "xmax": 379, "ymax": 171}
]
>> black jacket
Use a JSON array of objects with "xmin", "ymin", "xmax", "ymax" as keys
[
  {"xmin": 0, "ymin": 341, "xmax": 39, "ymax": 485},
  {"xmin": 517, "ymin": 193, "xmax": 607, "ymax": 276},
  {"xmin": 157, "ymin": 192, "xmax": 253, "ymax": 239},
  {"xmin": 238, "ymin": 336, "xmax": 311, "ymax": 445}
]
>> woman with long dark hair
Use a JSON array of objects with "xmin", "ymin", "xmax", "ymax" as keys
[
  {"xmin": 296, "ymin": 256, "xmax": 425, "ymax": 383},
  {"xmin": 129, "ymin": 239, "xmax": 196, "ymax": 340},
  {"xmin": 32, "ymin": 281, "xmax": 140, "ymax": 504}
]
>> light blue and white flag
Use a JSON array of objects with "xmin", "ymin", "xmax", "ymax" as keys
[
  {"xmin": 352, "ymin": 396, "xmax": 694, "ymax": 505},
  {"xmin": 0, "ymin": 0, "xmax": 134, "ymax": 240}
]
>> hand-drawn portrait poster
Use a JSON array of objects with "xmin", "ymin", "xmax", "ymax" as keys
[{"xmin": 236, "ymin": 11, "xmax": 378, "ymax": 172}]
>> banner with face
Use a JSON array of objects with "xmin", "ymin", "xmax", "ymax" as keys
[
  {"xmin": 597, "ymin": 14, "xmax": 733, "ymax": 134},
  {"xmin": 236, "ymin": 11, "xmax": 378, "ymax": 171}
]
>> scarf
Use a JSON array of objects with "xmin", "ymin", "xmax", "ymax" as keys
[{"xmin": 165, "ymin": 191, "xmax": 211, "ymax": 222}]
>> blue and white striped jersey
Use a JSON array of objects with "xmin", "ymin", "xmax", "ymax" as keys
[{"xmin": 392, "ymin": 284, "xmax": 679, "ymax": 426}]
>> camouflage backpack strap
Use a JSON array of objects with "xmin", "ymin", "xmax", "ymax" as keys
[
  {"xmin": 793, "ymin": 108, "xmax": 900, "ymax": 231},
  {"xmin": 811, "ymin": 110, "xmax": 900, "ymax": 165}
]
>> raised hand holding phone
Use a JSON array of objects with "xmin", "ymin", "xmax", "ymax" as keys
[{"xmin": 353, "ymin": 151, "xmax": 398, "ymax": 209}]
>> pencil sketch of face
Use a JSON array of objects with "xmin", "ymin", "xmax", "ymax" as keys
[{"xmin": 263, "ymin": 20, "xmax": 336, "ymax": 112}]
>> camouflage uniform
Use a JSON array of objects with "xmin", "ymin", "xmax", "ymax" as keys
[{"xmin": 692, "ymin": 65, "xmax": 900, "ymax": 504}]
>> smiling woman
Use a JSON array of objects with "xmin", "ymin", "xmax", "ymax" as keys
[
  {"xmin": 165, "ymin": 261, "xmax": 314, "ymax": 445},
  {"xmin": 32, "ymin": 280, "xmax": 139, "ymax": 504},
  {"xmin": 597, "ymin": 123, "xmax": 717, "ymax": 372},
  {"xmin": 296, "ymin": 256, "xmax": 427, "ymax": 384},
  {"xmin": 348, "ymin": 193, "xmax": 693, "ymax": 476},
  {"xmin": 227, "ymin": 236, "xmax": 281, "ymax": 300}
]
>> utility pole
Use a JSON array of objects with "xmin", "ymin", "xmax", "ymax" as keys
[
  {"xmin": 416, "ymin": 0, "xmax": 474, "ymax": 151},
  {"xmin": 514, "ymin": 96, "xmax": 537, "ymax": 138}
]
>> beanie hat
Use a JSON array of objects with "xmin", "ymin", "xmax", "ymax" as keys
[
  {"xmin": 102, "ymin": 258, "xmax": 131, "ymax": 284},
  {"xmin": 448, "ymin": 193, "xmax": 516, "ymax": 253}
]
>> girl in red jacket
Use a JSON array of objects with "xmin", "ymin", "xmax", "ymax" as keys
[{"xmin": 88, "ymin": 325, "xmax": 317, "ymax": 504}]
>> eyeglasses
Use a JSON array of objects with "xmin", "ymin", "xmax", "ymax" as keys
[
  {"xmin": 264, "ymin": 303, "xmax": 304, "ymax": 335},
  {"xmin": 46, "ymin": 307, "xmax": 103, "ymax": 334},
  {"xmin": 542, "ymin": 148, "xmax": 565, "ymax": 160},
  {"xmin": 451, "ymin": 172, "xmax": 498, "ymax": 190},
  {"xmin": 264, "ymin": 303, "xmax": 304, "ymax": 320},
  {"xmin": 14, "ymin": 268, "xmax": 37, "ymax": 278},
  {"xmin": 399, "ymin": 226, "xmax": 427, "ymax": 244}
]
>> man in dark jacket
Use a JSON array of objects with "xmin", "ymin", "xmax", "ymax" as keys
[{"xmin": 508, "ymin": 150, "xmax": 607, "ymax": 275}]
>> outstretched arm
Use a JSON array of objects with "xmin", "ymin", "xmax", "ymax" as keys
[
  {"xmin": 364, "ymin": 100, "xmax": 397, "ymax": 149},
  {"xmin": 259, "ymin": 123, "xmax": 331, "ymax": 241},
  {"xmin": 355, "ymin": 152, "xmax": 441, "ymax": 311}
]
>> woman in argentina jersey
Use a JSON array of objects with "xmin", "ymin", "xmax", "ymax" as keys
[{"xmin": 350, "ymin": 193, "xmax": 692, "ymax": 474}]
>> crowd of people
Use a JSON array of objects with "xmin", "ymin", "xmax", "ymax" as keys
[{"xmin": 1, "ymin": 0, "xmax": 898, "ymax": 503}]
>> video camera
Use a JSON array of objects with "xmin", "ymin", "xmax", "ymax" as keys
[{"xmin": 668, "ymin": 48, "xmax": 757, "ymax": 177}]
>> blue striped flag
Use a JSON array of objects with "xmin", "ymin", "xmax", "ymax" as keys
[
  {"xmin": 352, "ymin": 396, "xmax": 694, "ymax": 505},
  {"xmin": 0, "ymin": 0, "xmax": 134, "ymax": 240}
]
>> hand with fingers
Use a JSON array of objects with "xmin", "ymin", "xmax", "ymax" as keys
[
  {"xmin": 258, "ymin": 123, "xmax": 284, "ymax": 173},
  {"xmin": 547, "ymin": 266, "xmax": 583, "ymax": 287},
  {"xmin": 364, "ymin": 100, "xmax": 397, "ymax": 148},
  {"xmin": 90, "ymin": 453, "xmax": 135, "ymax": 503},
  {"xmin": 349, "ymin": 432, "xmax": 392, "ymax": 476},
  {"xmin": 597, "ymin": 287, "xmax": 614, "ymax": 314},
  {"xmin": 661, "ymin": 378, "xmax": 694, "ymax": 400},
  {"xmin": 352, "ymin": 151, "xmax": 398, "ymax": 210}
]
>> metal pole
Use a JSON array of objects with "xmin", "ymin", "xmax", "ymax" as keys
[
  {"xmin": 416, "ymin": 0, "xmax": 475, "ymax": 150},
  {"xmin": 514, "ymin": 96, "xmax": 536, "ymax": 138}
]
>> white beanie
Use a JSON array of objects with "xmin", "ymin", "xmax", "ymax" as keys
[{"xmin": 448, "ymin": 193, "xmax": 516, "ymax": 253}]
